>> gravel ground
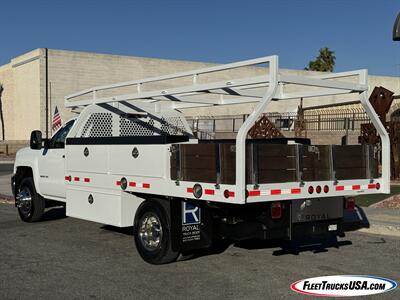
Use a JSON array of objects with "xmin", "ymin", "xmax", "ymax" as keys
[
  {"xmin": 0, "ymin": 197, "xmax": 13, "ymax": 204},
  {"xmin": 371, "ymin": 195, "xmax": 400, "ymax": 209}
]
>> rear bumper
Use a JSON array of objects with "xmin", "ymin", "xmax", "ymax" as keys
[
  {"xmin": 207, "ymin": 199, "xmax": 350, "ymax": 243},
  {"xmin": 217, "ymin": 218, "xmax": 345, "ymax": 241},
  {"xmin": 291, "ymin": 219, "xmax": 343, "ymax": 240}
]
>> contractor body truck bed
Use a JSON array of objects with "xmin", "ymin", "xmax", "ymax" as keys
[{"xmin": 13, "ymin": 55, "xmax": 389, "ymax": 264}]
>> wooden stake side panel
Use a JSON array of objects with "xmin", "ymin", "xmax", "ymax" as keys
[{"xmin": 170, "ymin": 141, "xmax": 379, "ymax": 185}]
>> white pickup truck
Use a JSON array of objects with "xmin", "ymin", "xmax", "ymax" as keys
[
  {"xmin": 12, "ymin": 119, "xmax": 75, "ymax": 219},
  {"xmin": 12, "ymin": 55, "xmax": 389, "ymax": 264}
]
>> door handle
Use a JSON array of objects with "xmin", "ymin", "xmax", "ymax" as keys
[{"xmin": 62, "ymin": 155, "xmax": 65, "ymax": 158}]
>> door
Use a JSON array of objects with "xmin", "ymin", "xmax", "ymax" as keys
[{"xmin": 37, "ymin": 120, "xmax": 75, "ymax": 199}]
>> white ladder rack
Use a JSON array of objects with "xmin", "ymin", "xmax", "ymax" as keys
[{"xmin": 64, "ymin": 55, "xmax": 390, "ymax": 201}]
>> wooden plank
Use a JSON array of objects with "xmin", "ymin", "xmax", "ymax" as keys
[
  {"xmin": 258, "ymin": 169, "xmax": 297, "ymax": 183},
  {"xmin": 181, "ymin": 168, "xmax": 217, "ymax": 183},
  {"xmin": 334, "ymin": 157, "xmax": 366, "ymax": 168},
  {"xmin": 172, "ymin": 141, "xmax": 374, "ymax": 185},
  {"xmin": 181, "ymin": 156, "xmax": 217, "ymax": 169},
  {"xmin": 257, "ymin": 144, "xmax": 297, "ymax": 157},
  {"xmin": 302, "ymin": 168, "xmax": 331, "ymax": 181},
  {"xmin": 335, "ymin": 168, "xmax": 367, "ymax": 180}
]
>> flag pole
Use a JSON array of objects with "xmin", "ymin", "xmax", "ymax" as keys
[
  {"xmin": 49, "ymin": 82, "xmax": 52, "ymax": 135},
  {"xmin": 45, "ymin": 48, "xmax": 49, "ymax": 139}
]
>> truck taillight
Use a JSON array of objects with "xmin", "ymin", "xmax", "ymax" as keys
[
  {"xmin": 323, "ymin": 185, "xmax": 329, "ymax": 193},
  {"xmin": 271, "ymin": 201, "xmax": 282, "ymax": 219},
  {"xmin": 223, "ymin": 189, "xmax": 234, "ymax": 198},
  {"xmin": 316, "ymin": 185, "xmax": 322, "ymax": 194},
  {"xmin": 308, "ymin": 186, "xmax": 314, "ymax": 194},
  {"xmin": 345, "ymin": 197, "xmax": 356, "ymax": 210}
]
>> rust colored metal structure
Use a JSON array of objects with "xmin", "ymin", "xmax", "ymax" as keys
[
  {"xmin": 248, "ymin": 115, "xmax": 284, "ymax": 139},
  {"xmin": 359, "ymin": 86, "xmax": 400, "ymax": 179},
  {"xmin": 389, "ymin": 122, "xmax": 400, "ymax": 179},
  {"xmin": 294, "ymin": 98, "xmax": 307, "ymax": 137},
  {"xmin": 367, "ymin": 86, "xmax": 394, "ymax": 122}
]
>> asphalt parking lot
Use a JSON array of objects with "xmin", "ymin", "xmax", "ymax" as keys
[{"xmin": 0, "ymin": 203, "xmax": 399, "ymax": 300}]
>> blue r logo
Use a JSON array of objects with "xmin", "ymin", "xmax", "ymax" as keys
[{"xmin": 182, "ymin": 202, "xmax": 201, "ymax": 225}]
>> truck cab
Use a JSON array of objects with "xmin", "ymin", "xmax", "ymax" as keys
[{"xmin": 12, "ymin": 119, "xmax": 75, "ymax": 221}]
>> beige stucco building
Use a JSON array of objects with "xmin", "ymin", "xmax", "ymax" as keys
[{"xmin": 0, "ymin": 48, "xmax": 399, "ymax": 141}]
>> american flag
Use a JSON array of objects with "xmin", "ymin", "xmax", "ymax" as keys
[{"xmin": 52, "ymin": 106, "xmax": 62, "ymax": 132}]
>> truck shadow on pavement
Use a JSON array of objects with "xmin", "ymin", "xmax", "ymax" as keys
[
  {"xmin": 101, "ymin": 225, "xmax": 134, "ymax": 236},
  {"xmin": 235, "ymin": 237, "xmax": 353, "ymax": 256},
  {"xmin": 179, "ymin": 236, "xmax": 353, "ymax": 262},
  {"xmin": 97, "ymin": 207, "xmax": 371, "ymax": 262},
  {"xmin": 98, "ymin": 224, "xmax": 356, "ymax": 262},
  {"xmin": 41, "ymin": 206, "xmax": 68, "ymax": 221}
]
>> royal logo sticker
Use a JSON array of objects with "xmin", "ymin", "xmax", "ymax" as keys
[
  {"xmin": 291, "ymin": 275, "xmax": 397, "ymax": 297},
  {"xmin": 181, "ymin": 201, "xmax": 201, "ymax": 243},
  {"xmin": 182, "ymin": 201, "xmax": 201, "ymax": 225}
]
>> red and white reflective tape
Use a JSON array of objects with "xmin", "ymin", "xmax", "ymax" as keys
[
  {"xmin": 247, "ymin": 183, "xmax": 379, "ymax": 197},
  {"xmin": 226, "ymin": 191, "xmax": 235, "ymax": 198},
  {"xmin": 336, "ymin": 183, "xmax": 378, "ymax": 191},
  {"xmin": 186, "ymin": 187, "xmax": 235, "ymax": 198},
  {"xmin": 116, "ymin": 180, "xmax": 151, "ymax": 189},
  {"xmin": 248, "ymin": 188, "xmax": 301, "ymax": 197},
  {"xmin": 129, "ymin": 181, "xmax": 151, "ymax": 189},
  {"xmin": 204, "ymin": 189, "xmax": 215, "ymax": 195},
  {"xmin": 186, "ymin": 188, "xmax": 215, "ymax": 195},
  {"xmin": 66, "ymin": 176, "xmax": 91, "ymax": 183}
]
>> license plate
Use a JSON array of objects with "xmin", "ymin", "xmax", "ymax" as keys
[{"xmin": 328, "ymin": 224, "xmax": 337, "ymax": 231}]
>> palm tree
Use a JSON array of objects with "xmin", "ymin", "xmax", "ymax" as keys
[
  {"xmin": 305, "ymin": 47, "xmax": 336, "ymax": 72},
  {"xmin": 0, "ymin": 84, "xmax": 5, "ymax": 140}
]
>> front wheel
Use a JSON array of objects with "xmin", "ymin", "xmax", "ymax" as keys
[
  {"xmin": 133, "ymin": 200, "xmax": 179, "ymax": 264},
  {"xmin": 16, "ymin": 177, "xmax": 45, "ymax": 222}
]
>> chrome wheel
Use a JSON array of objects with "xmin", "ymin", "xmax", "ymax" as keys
[
  {"xmin": 16, "ymin": 187, "xmax": 32, "ymax": 216},
  {"xmin": 138, "ymin": 213, "xmax": 163, "ymax": 251}
]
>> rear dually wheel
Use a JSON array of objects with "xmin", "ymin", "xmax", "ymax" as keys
[{"xmin": 134, "ymin": 200, "xmax": 179, "ymax": 264}]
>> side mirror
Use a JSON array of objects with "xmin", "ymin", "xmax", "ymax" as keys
[
  {"xmin": 394, "ymin": 13, "xmax": 400, "ymax": 41},
  {"xmin": 30, "ymin": 130, "xmax": 42, "ymax": 150}
]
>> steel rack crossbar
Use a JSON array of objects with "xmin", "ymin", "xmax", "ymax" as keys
[{"xmin": 64, "ymin": 55, "xmax": 390, "ymax": 202}]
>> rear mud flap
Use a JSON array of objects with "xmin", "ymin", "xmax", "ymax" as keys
[{"xmin": 170, "ymin": 200, "xmax": 213, "ymax": 252}]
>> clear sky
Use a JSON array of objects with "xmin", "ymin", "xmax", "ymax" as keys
[{"xmin": 1, "ymin": 0, "xmax": 400, "ymax": 76}]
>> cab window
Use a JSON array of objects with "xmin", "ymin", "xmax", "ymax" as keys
[{"xmin": 49, "ymin": 120, "xmax": 75, "ymax": 149}]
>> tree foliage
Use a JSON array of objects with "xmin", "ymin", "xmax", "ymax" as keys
[{"xmin": 305, "ymin": 47, "xmax": 336, "ymax": 72}]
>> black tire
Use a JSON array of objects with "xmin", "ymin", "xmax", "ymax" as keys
[
  {"xmin": 17, "ymin": 177, "xmax": 45, "ymax": 222},
  {"xmin": 133, "ymin": 200, "xmax": 179, "ymax": 264}
]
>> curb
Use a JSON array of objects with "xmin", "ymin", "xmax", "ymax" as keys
[
  {"xmin": 0, "ymin": 199, "xmax": 13, "ymax": 204},
  {"xmin": 0, "ymin": 193, "xmax": 14, "ymax": 204},
  {"xmin": 343, "ymin": 206, "xmax": 400, "ymax": 238}
]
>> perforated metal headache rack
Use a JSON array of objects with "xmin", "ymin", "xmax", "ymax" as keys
[{"xmin": 65, "ymin": 55, "xmax": 390, "ymax": 201}]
